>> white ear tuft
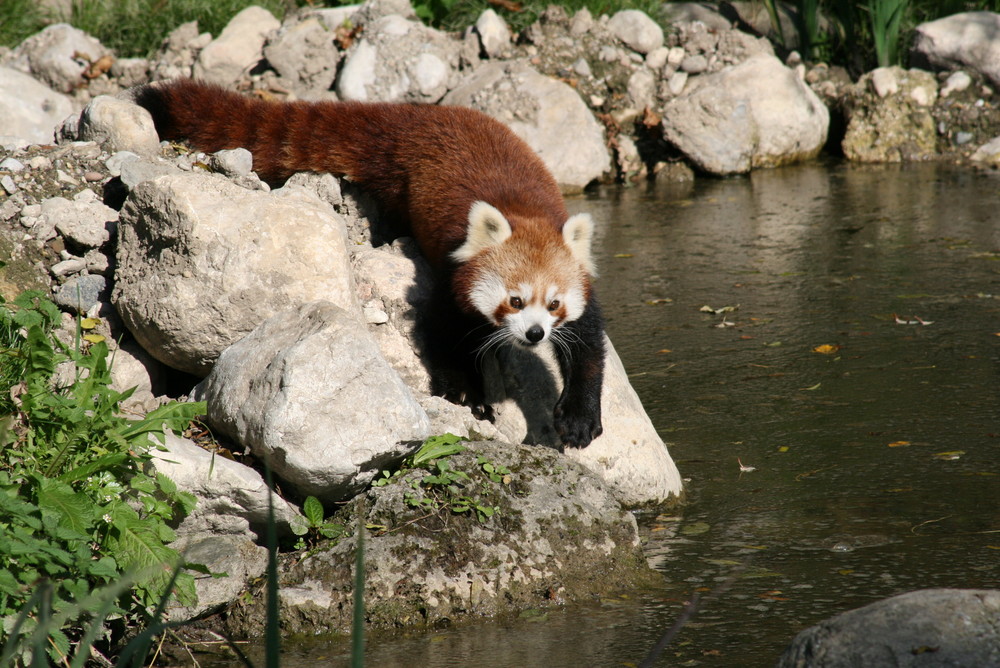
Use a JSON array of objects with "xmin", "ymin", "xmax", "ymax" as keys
[
  {"xmin": 563, "ymin": 213, "xmax": 596, "ymax": 276},
  {"xmin": 452, "ymin": 201, "xmax": 512, "ymax": 263}
]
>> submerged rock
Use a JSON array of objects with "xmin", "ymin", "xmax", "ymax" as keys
[
  {"xmin": 224, "ymin": 441, "xmax": 661, "ymax": 636},
  {"xmin": 777, "ymin": 588, "xmax": 1000, "ymax": 667}
]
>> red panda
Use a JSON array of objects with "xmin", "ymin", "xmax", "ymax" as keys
[{"xmin": 133, "ymin": 79, "xmax": 606, "ymax": 448}]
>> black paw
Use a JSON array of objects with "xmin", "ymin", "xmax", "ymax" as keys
[{"xmin": 553, "ymin": 401, "xmax": 603, "ymax": 449}]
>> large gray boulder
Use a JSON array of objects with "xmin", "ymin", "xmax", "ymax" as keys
[
  {"xmin": 224, "ymin": 441, "xmax": 659, "ymax": 636},
  {"xmin": 113, "ymin": 171, "xmax": 359, "ymax": 375},
  {"xmin": 911, "ymin": 12, "xmax": 1000, "ymax": 88},
  {"xmin": 0, "ymin": 66, "xmax": 74, "ymax": 149},
  {"xmin": 777, "ymin": 589, "xmax": 1000, "ymax": 667},
  {"xmin": 442, "ymin": 61, "xmax": 611, "ymax": 192},
  {"xmin": 198, "ymin": 300, "xmax": 431, "ymax": 501},
  {"xmin": 662, "ymin": 54, "xmax": 829, "ymax": 175}
]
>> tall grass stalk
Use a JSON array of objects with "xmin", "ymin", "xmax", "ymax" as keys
[{"xmin": 867, "ymin": 0, "xmax": 910, "ymax": 67}]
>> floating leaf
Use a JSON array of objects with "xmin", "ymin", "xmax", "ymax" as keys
[
  {"xmin": 887, "ymin": 441, "xmax": 911, "ymax": 447},
  {"xmin": 700, "ymin": 304, "xmax": 739, "ymax": 314},
  {"xmin": 647, "ymin": 298, "xmax": 673, "ymax": 305},
  {"xmin": 680, "ymin": 522, "xmax": 711, "ymax": 536},
  {"xmin": 656, "ymin": 348, "xmax": 672, "ymax": 354},
  {"xmin": 614, "ymin": 253, "xmax": 633, "ymax": 258},
  {"xmin": 812, "ymin": 344, "xmax": 840, "ymax": 354},
  {"xmin": 764, "ymin": 341, "xmax": 783, "ymax": 347},
  {"xmin": 777, "ymin": 446, "xmax": 790, "ymax": 453},
  {"xmin": 933, "ymin": 450, "xmax": 964, "ymax": 461},
  {"xmin": 802, "ymin": 382, "xmax": 822, "ymax": 391}
]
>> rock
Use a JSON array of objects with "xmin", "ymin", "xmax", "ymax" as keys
[
  {"xmin": 660, "ymin": 2, "xmax": 734, "ymax": 32},
  {"xmin": 474, "ymin": 9, "xmax": 511, "ymax": 59},
  {"xmin": 442, "ymin": 61, "xmax": 610, "ymax": 192},
  {"xmin": 166, "ymin": 534, "xmax": 268, "ymax": 622},
  {"xmin": 841, "ymin": 67, "xmax": 938, "ymax": 163},
  {"xmin": 607, "ymin": 9, "xmax": 664, "ymax": 55},
  {"xmin": 263, "ymin": 15, "xmax": 341, "ymax": 96},
  {"xmin": 777, "ymin": 589, "xmax": 1000, "ymax": 668},
  {"xmin": 335, "ymin": 14, "xmax": 461, "ymax": 103},
  {"xmin": 150, "ymin": 431, "xmax": 304, "ymax": 539},
  {"xmin": 113, "ymin": 171, "xmax": 358, "ymax": 375},
  {"xmin": 193, "ymin": 6, "xmax": 280, "ymax": 86},
  {"xmin": 52, "ymin": 274, "xmax": 106, "ymax": 312},
  {"xmin": 0, "ymin": 66, "xmax": 74, "ymax": 149},
  {"xmin": 7, "ymin": 23, "xmax": 111, "ymax": 93},
  {"xmin": 940, "ymin": 70, "xmax": 972, "ymax": 97},
  {"xmin": 224, "ymin": 441, "xmax": 659, "ymax": 636},
  {"xmin": 77, "ymin": 95, "xmax": 161, "ymax": 156},
  {"xmin": 198, "ymin": 301, "xmax": 431, "ymax": 501},
  {"xmin": 106, "ymin": 339, "xmax": 164, "ymax": 415},
  {"xmin": 48, "ymin": 195, "xmax": 118, "ymax": 249},
  {"xmin": 911, "ymin": 12, "xmax": 1000, "ymax": 88},
  {"xmin": 970, "ymin": 135, "xmax": 1000, "ymax": 165},
  {"xmin": 662, "ymin": 54, "xmax": 829, "ymax": 175}
]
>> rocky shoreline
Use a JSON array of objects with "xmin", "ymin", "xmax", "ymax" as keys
[{"xmin": 1, "ymin": 1, "xmax": 999, "ymax": 664}]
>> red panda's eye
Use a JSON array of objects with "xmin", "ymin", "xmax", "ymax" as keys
[
  {"xmin": 548, "ymin": 300, "xmax": 560, "ymax": 312},
  {"xmin": 510, "ymin": 296, "xmax": 524, "ymax": 309}
]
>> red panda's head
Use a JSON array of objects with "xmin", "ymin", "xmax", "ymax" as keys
[{"xmin": 451, "ymin": 201, "xmax": 595, "ymax": 349}]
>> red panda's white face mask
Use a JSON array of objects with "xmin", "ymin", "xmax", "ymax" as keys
[{"xmin": 452, "ymin": 201, "xmax": 595, "ymax": 349}]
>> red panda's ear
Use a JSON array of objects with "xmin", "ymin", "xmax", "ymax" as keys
[
  {"xmin": 452, "ymin": 201, "xmax": 512, "ymax": 263},
  {"xmin": 563, "ymin": 213, "xmax": 596, "ymax": 276}
]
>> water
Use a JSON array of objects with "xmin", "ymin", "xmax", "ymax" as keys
[{"xmin": 222, "ymin": 161, "xmax": 1000, "ymax": 667}]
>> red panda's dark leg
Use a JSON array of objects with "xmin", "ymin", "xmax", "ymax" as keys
[
  {"xmin": 553, "ymin": 295, "xmax": 606, "ymax": 448},
  {"xmin": 422, "ymin": 281, "xmax": 495, "ymax": 421}
]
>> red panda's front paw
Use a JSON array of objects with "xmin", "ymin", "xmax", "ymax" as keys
[{"xmin": 553, "ymin": 403, "xmax": 603, "ymax": 449}]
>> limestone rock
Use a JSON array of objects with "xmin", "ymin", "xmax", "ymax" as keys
[
  {"xmin": 263, "ymin": 16, "xmax": 341, "ymax": 96},
  {"xmin": 193, "ymin": 6, "xmax": 280, "ymax": 86},
  {"xmin": 607, "ymin": 9, "xmax": 664, "ymax": 55},
  {"xmin": 662, "ymin": 54, "xmax": 829, "ymax": 174},
  {"xmin": 474, "ymin": 9, "xmax": 511, "ymax": 59},
  {"xmin": 911, "ymin": 12, "xmax": 1000, "ymax": 88},
  {"xmin": 113, "ymin": 171, "xmax": 358, "ymax": 375},
  {"xmin": 0, "ymin": 66, "xmax": 74, "ymax": 149},
  {"xmin": 151, "ymin": 431, "xmax": 304, "ymax": 538},
  {"xmin": 442, "ymin": 61, "xmax": 610, "ymax": 192},
  {"xmin": 166, "ymin": 534, "xmax": 268, "ymax": 622},
  {"xmin": 7, "ymin": 23, "xmax": 111, "ymax": 94},
  {"xmin": 224, "ymin": 441, "xmax": 659, "ymax": 636},
  {"xmin": 198, "ymin": 301, "xmax": 431, "ymax": 501},
  {"xmin": 77, "ymin": 95, "xmax": 161, "ymax": 156}
]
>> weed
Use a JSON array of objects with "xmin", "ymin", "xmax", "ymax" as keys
[
  {"xmin": 0, "ymin": 291, "xmax": 204, "ymax": 665},
  {"xmin": 290, "ymin": 495, "xmax": 348, "ymax": 549}
]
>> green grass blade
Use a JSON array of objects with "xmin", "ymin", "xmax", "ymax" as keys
[{"xmin": 352, "ymin": 500, "xmax": 366, "ymax": 668}]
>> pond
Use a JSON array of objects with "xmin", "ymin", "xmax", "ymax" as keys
[{"xmin": 228, "ymin": 160, "xmax": 1000, "ymax": 667}]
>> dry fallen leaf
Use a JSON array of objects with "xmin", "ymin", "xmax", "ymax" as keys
[{"xmin": 888, "ymin": 441, "xmax": 911, "ymax": 447}]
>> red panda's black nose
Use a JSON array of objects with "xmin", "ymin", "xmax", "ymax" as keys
[{"xmin": 526, "ymin": 325, "xmax": 545, "ymax": 343}]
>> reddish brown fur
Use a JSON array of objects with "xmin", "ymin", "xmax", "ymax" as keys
[{"xmin": 137, "ymin": 80, "xmax": 572, "ymax": 270}]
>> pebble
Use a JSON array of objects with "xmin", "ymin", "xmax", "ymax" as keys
[
  {"xmin": 1, "ymin": 157, "xmax": 26, "ymax": 172},
  {"xmin": 1, "ymin": 175, "xmax": 17, "ymax": 195}
]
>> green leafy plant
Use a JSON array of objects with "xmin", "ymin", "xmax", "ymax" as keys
[
  {"xmin": 0, "ymin": 291, "xmax": 204, "ymax": 665},
  {"xmin": 373, "ymin": 434, "xmax": 511, "ymax": 524},
  {"xmin": 290, "ymin": 496, "xmax": 348, "ymax": 549}
]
